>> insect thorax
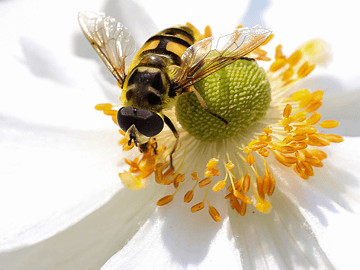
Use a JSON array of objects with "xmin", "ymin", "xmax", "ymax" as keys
[{"xmin": 122, "ymin": 25, "xmax": 197, "ymax": 112}]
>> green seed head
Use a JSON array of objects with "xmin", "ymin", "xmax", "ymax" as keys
[{"xmin": 175, "ymin": 59, "xmax": 271, "ymax": 141}]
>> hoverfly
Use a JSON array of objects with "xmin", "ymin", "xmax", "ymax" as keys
[{"xmin": 78, "ymin": 11, "xmax": 271, "ymax": 167}]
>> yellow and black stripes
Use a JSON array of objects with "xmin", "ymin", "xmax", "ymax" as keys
[{"xmin": 129, "ymin": 26, "xmax": 195, "ymax": 72}]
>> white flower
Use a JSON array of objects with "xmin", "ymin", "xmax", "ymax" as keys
[{"xmin": 1, "ymin": 0, "xmax": 360, "ymax": 270}]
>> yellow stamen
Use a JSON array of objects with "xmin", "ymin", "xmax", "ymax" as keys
[
  {"xmin": 233, "ymin": 190, "xmax": 251, "ymax": 204},
  {"xmin": 270, "ymin": 58, "xmax": 287, "ymax": 72},
  {"xmin": 246, "ymin": 154, "xmax": 255, "ymax": 165},
  {"xmin": 318, "ymin": 120, "xmax": 339, "ymax": 129},
  {"xmin": 199, "ymin": 177, "xmax": 212, "ymax": 188},
  {"xmin": 255, "ymin": 201, "xmax": 272, "ymax": 213},
  {"xmin": 184, "ymin": 190, "xmax": 194, "ymax": 203},
  {"xmin": 291, "ymin": 89, "xmax": 310, "ymax": 101},
  {"xmin": 208, "ymin": 206, "xmax": 221, "ymax": 222},
  {"xmin": 189, "ymin": 173, "xmax": 198, "ymax": 182},
  {"xmin": 157, "ymin": 195, "xmax": 174, "ymax": 206},
  {"xmin": 243, "ymin": 174, "xmax": 250, "ymax": 193},
  {"xmin": 283, "ymin": 104, "xmax": 292, "ymax": 118},
  {"xmin": 256, "ymin": 176, "xmax": 265, "ymax": 200},
  {"xmin": 212, "ymin": 180, "xmax": 226, "ymax": 192},
  {"xmin": 206, "ymin": 158, "xmax": 219, "ymax": 169},
  {"xmin": 306, "ymin": 112, "xmax": 322, "ymax": 125},
  {"xmin": 191, "ymin": 202, "xmax": 205, "ymax": 212},
  {"xmin": 239, "ymin": 201, "xmax": 247, "ymax": 216},
  {"xmin": 287, "ymin": 50, "xmax": 302, "ymax": 66},
  {"xmin": 94, "ymin": 103, "xmax": 113, "ymax": 111}
]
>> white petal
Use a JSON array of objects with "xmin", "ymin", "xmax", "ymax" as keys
[
  {"xmin": 229, "ymin": 193, "xmax": 335, "ymax": 270},
  {"xmin": 320, "ymin": 90, "xmax": 360, "ymax": 136},
  {"xmin": 0, "ymin": 120, "xmax": 121, "ymax": 251},
  {"xmin": 0, "ymin": 174, "xmax": 164, "ymax": 270},
  {"xmin": 289, "ymin": 77, "xmax": 360, "ymax": 136},
  {"xmin": 264, "ymin": 1, "xmax": 360, "ymax": 91},
  {"xmin": 134, "ymin": 0, "xmax": 251, "ymax": 35},
  {"xmin": 271, "ymin": 136, "xmax": 360, "ymax": 269},
  {"xmin": 101, "ymin": 194, "xmax": 242, "ymax": 270}
]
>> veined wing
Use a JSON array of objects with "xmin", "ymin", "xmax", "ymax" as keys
[
  {"xmin": 78, "ymin": 11, "xmax": 135, "ymax": 86},
  {"xmin": 174, "ymin": 25, "xmax": 271, "ymax": 91}
]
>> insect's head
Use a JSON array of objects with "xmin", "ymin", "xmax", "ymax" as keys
[{"xmin": 117, "ymin": 107, "xmax": 164, "ymax": 146}]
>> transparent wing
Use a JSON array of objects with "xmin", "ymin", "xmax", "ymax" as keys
[
  {"xmin": 78, "ymin": 11, "xmax": 135, "ymax": 86},
  {"xmin": 174, "ymin": 25, "xmax": 272, "ymax": 91}
]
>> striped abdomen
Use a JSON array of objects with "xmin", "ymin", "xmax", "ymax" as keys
[{"xmin": 128, "ymin": 25, "xmax": 196, "ymax": 80}]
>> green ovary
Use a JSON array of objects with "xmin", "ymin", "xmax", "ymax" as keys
[{"xmin": 175, "ymin": 59, "xmax": 271, "ymax": 141}]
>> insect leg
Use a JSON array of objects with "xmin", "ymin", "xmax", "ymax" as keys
[
  {"xmin": 163, "ymin": 115, "xmax": 179, "ymax": 169},
  {"xmin": 240, "ymin": 56, "xmax": 255, "ymax": 62},
  {"xmin": 188, "ymin": 86, "xmax": 229, "ymax": 126},
  {"xmin": 151, "ymin": 138, "xmax": 158, "ymax": 155}
]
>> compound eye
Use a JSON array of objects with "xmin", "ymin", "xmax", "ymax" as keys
[{"xmin": 117, "ymin": 107, "xmax": 164, "ymax": 137}]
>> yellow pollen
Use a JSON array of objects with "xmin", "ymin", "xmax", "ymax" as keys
[
  {"xmin": 157, "ymin": 195, "xmax": 174, "ymax": 206},
  {"xmin": 275, "ymin": 44, "xmax": 285, "ymax": 59},
  {"xmin": 309, "ymin": 149, "xmax": 327, "ymax": 160},
  {"xmin": 184, "ymin": 190, "xmax": 194, "ymax": 203},
  {"xmin": 291, "ymin": 89, "xmax": 310, "ymax": 101},
  {"xmin": 256, "ymin": 176, "xmax": 265, "ymax": 200},
  {"xmin": 233, "ymin": 190, "xmax": 251, "ymax": 204},
  {"xmin": 206, "ymin": 158, "xmax": 219, "ymax": 169},
  {"xmin": 270, "ymin": 58, "xmax": 287, "ymax": 72},
  {"xmin": 306, "ymin": 101, "xmax": 322, "ymax": 113},
  {"xmin": 283, "ymin": 104, "xmax": 292, "ymax": 118},
  {"xmin": 258, "ymin": 148, "xmax": 270, "ymax": 157},
  {"xmin": 208, "ymin": 206, "xmax": 221, "ymax": 222},
  {"xmin": 287, "ymin": 50, "xmax": 302, "ymax": 66},
  {"xmin": 319, "ymin": 120, "xmax": 339, "ymax": 129},
  {"xmin": 239, "ymin": 201, "xmax": 247, "ymax": 216},
  {"xmin": 324, "ymin": 134, "xmax": 344, "ymax": 143},
  {"xmin": 297, "ymin": 61, "xmax": 315, "ymax": 78},
  {"xmin": 94, "ymin": 103, "xmax": 113, "ymax": 110},
  {"xmin": 268, "ymin": 178, "xmax": 276, "ymax": 196},
  {"xmin": 191, "ymin": 172, "xmax": 199, "ymax": 180},
  {"xmin": 282, "ymin": 68, "xmax": 294, "ymax": 81},
  {"xmin": 199, "ymin": 177, "xmax": 212, "ymax": 188},
  {"xmin": 191, "ymin": 202, "xmax": 205, "ymax": 213},
  {"xmin": 225, "ymin": 161, "xmax": 235, "ymax": 170},
  {"xmin": 255, "ymin": 201, "xmax": 272, "ymax": 214},
  {"xmin": 212, "ymin": 180, "xmax": 226, "ymax": 192},
  {"xmin": 243, "ymin": 174, "xmax": 250, "ymax": 192},
  {"xmin": 246, "ymin": 154, "xmax": 255, "ymax": 165},
  {"xmin": 306, "ymin": 112, "xmax": 322, "ymax": 125}
]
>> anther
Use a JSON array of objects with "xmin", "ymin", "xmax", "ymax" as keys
[
  {"xmin": 318, "ymin": 120, "xmax": 339, "ymax": 129},
  {"xmin": 283, "ymin": 104, "xmax": 292, "ymax": 118},
  {"xmin": 191, "ymin": 202, "xmax": 205, "ymax": 212},
  {"xmin": 306, "ymin": 112, "xmax": 322, "ymax": 125},
  {"xmin": 233, "ymin": 190, "xmax": 251, "ymax": 204},
  {"xmin": 256, "ymin": 176, "xmax": 265, "ymax": 200},
  {"xmin": 157, "ymin": 195, "xmax": 174, "ymax": 206},
  {"xmin": 199, "ymin": 177, "xmax": 212, "ymax": 188},
  {"xmin": 209, "ymin": 206, "xmax": 221, "ymax": 222},
  {"xmin": 287, "ymin": 50, "xmax": 302, "ymax": 66},
  {"xmin": 213, "ymin": 180, "xmax": 226, "ymax": 192},
  {"xmin": 246, "ymin": 154, "xmax": 255, "ymax": 165},
  {"xmin": 206, "ymin": 158, "xmax": 219, "ymax": 169},
  {"xmin": 184, "ymin": 190, "xmax": 194, "ymax": 203},
  {"xmin": 243, "ymin": 174, "xmax": 250, "ymax": 192},
  {"xmin": 291, "ymin": 89, "xmax": 310, "ymax": 101}
]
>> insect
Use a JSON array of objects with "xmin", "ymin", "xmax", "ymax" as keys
[{"xmin": 78, "ymin": 11, "xmax": 271, "ymax": 167}]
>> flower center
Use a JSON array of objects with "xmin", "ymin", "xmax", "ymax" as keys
[{"xmin": 175, "ymin": 59, "xmax": 271, "ymax": 141}]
